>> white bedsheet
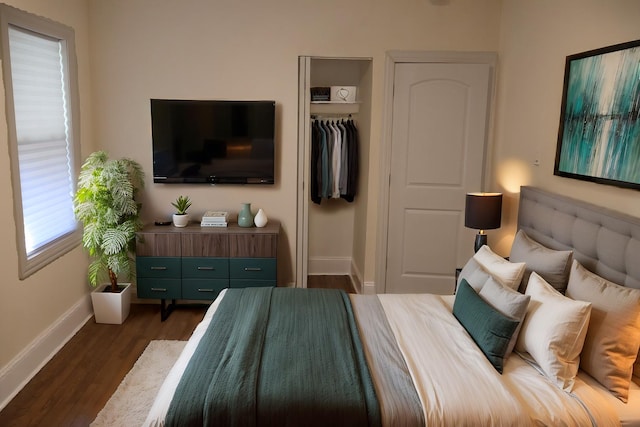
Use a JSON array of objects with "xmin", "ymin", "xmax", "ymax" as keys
[
  {"xmin": 578, "ymin": 370, "xmax": 640, "ymax": 427},
  {"xmin": 144, "ymin": 291, "xmax": 625, "ymax": 427}
]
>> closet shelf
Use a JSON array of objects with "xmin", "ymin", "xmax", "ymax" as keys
[
  {"xmin": 310, "ymin": 101, "xmax": 361, "ymax": 104},
  {"xmin": 310, "ymin": 102, "xmax": 359, "ymax": 115}
]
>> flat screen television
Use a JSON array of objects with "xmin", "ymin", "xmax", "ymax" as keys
[{"xmin": 150, "ymin": 99, "xmax": 275, "ymax": 184}]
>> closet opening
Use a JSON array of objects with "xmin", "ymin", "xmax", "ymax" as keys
[{"xmin": 297, "ymin": 56, "xmax": 373, "ymax": 293}]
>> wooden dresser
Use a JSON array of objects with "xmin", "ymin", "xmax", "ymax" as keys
[{"xmin": 135, "ymin": 221, "xmax": 279, "ymax": 319}]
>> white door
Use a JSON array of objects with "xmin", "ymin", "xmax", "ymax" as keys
[{"xmin": 385, "ymin": 62, "xmax": 492, "ymax": 294}]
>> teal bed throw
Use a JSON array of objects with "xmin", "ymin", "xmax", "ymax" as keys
[{"xmin": 165, "ymin": 287, "xmax": 381, "ymax": 427}]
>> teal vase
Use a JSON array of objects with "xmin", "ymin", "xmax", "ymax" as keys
[{"xmin": 238, "ymin": 203, "xmax": 254, "ymax": 227}]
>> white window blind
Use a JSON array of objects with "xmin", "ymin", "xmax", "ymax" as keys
[{"xmin": 8, "ymin": 26, "xmax": 76, "ymax": 256}]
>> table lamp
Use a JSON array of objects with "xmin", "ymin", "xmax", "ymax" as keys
[{"xmin": 465, "ymin": 192, "xmax": 502, "ymax": 252}]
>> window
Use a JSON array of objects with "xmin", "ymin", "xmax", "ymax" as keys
[{"xmin": 0, "ymin": 5, "xmax": 81, "ymax": 279}]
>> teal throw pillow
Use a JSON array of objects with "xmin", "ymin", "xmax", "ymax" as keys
[{"xmin": 453, "ymin": 279, "xmax": 520, "ymax": 373}]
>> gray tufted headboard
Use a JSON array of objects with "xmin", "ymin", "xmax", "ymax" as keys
[{"xmin": 517, "ymin": 186, "xmax": 640, "ymax": 290}]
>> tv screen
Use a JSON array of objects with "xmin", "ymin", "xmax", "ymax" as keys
[{"xmin": 150, "ymin": 99, "xmax": 275, "ymax": 184}]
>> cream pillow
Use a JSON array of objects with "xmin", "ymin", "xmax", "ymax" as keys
[
  {"xmin": 516, "ymin": 272, "xmax": 592, "ymax": 391},
  {"xmin": 479, "ymin": 277, "xmax": 530, "ymax": 359},
  {"xmin": 457, "ymin": 257, "xmax": 492, "ymax": 293},
  {"xmin": 469, "ymin": 245, "xmax": 526, "ymax": 291},
  {"xmin": 509, "ymin": 230, "xmax": 573, "ymax": 293},
  {"xmin": 565, "ymin": 260, "xmax": 640, "ymax": 402}
]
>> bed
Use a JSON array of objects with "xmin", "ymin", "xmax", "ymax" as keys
[{"xmin": 144, "ymin": 186, "xmax": 640, "ymax": 427}]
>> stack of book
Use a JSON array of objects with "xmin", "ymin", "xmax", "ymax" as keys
[{"xmin": 201, "ymin": 211, "xmax": 229, "ymax": 227}]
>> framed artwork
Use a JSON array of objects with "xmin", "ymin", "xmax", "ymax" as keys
[{"xmin": 554, "ymin": 39, "xmax": 640, "ymax": 190}]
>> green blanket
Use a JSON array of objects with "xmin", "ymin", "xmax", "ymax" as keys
[{"xmin": 165, "ymin": 287, "xmax": 381, "ymax": 427}]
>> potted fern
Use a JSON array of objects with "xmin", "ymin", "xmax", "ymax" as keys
[
  {"xmin": 73, "ymin": 151, "xmax": 145, "ymax": 324},
  {"xmin": 172, "ymin": 195, "xmax": 191, "ymax": 227}
]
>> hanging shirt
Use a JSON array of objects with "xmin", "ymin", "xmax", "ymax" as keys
[
  {"xmin": 320, "ymin": 121, "xmax": 331, "ymax": 199},
  {"xmin": 343, "ymin": 119, "xmax": 359, "ymax": 202},
  {"xmin": 331, "ymin": 121, "xmax": 342, "ymax": 198},
  {"xmin": 310, "ymin": 121, "xmax": 321, "ymax": 205},
  {"xmin": 338, "ymin": 120, "xmax": 349, "ymax": 196}
]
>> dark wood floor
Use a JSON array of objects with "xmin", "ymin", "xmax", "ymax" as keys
[
  {"xmin": 0, "ymin": 303, "xmax": 207, "ymax": 427},
  {"xmin": 307, "ymin": 274, "xmax": 355, "ymax": 293},
  {"xmin": 0, "ymin": 278, "xmax": 353, "ymax": 426}
]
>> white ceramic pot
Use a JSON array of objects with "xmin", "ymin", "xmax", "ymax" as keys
[
  {"xmin": 91, "ymin": 283, "xmax": 132, "ymax": 324},
  {"xmin": 172, "ymin": 213, "xmax": 189, "ymax": 227},
  {"xmin": 254, "ymin": 208, "xmax": 268, "ymax": 227}
]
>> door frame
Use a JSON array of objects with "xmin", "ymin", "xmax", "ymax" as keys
[
  {"xmin": 296, "ymin": 56, "xmax": 311, "ymax": 288},
  {"xmin": 375, "ymin": 51, "xmax": 498, "ymax": 294}
]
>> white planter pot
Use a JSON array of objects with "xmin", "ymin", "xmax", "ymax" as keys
[
  {"xmin": 173, "ymin": 213, "xmax": 189, "ymax": 227},
  {"xmin": 91, "ymin": 283, "xmax": 132, "ymax": 324}
]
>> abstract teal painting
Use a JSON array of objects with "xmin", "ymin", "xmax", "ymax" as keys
[{"xmin": 555, "ymin": 40, "xmax": 640, "ymax": 190}]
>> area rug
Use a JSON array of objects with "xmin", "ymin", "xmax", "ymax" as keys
[{"xmin": 91, "ymin": 340, "xmax": 186, "ymax": 427}]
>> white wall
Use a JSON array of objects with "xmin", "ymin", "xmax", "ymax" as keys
[{"xmin": 491, "ymin": 0, "xmax": 640, "ymax": 256}]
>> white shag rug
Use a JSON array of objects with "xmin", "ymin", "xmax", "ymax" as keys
[{"xmin": 91, "ymin": 340, "xmax": 186, "ymax": 427}]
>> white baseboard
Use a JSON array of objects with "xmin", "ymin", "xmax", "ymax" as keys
[
  {"xmin": 350, "ymin": 260, "xmax": 363, "ymax": 293},
  {"xmin": 0, "ymin": 295, "xmax": 93, "ymax": 411},
  {"xmin": 308, "ymin": 256, "xmax": 352, "ymax": 275},
  {"xmin": 363, "ymin": 281, "xmax": 376, "ymax": 294}
]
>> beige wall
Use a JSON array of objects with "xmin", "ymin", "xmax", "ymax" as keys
[
  {"xmin": 87, "ymin": 0, "xmax": 502, "ymax": 286},
  {"xmin": 3, "ymin": 0, "xmax": 640, "ymax": 383},
  {"xmin": 0, "ymin": 0, "xmax": 93, "ymax": 371},
  {"xmin": 491, "ymin": 0, "xmax": 640, "ymax": 256}
]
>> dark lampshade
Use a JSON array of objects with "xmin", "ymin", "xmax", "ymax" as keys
[{"xmin": 465, "ymin": 192, "xmax": 503, "ymax": 252}]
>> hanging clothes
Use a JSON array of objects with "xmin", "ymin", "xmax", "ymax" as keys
[
  {"xmin": 310, "ymin": 121, "xmax": 321, "ymax": 205},
  {"xmin": 342, "ymin": 119, "xmax": 358, "ymax": 202},
  {"xmin": 310, "ymin": 118, "xmax": 359, "ymax": 204}
]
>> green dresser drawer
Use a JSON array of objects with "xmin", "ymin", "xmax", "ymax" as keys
[
  {"xmin": 137, "ymin": 278, "xmax": 181, "ymax": 299},
  {"xmin": 230, "ymin": 279, "xmax": 276, "ymax": 288},
  {"xmin": 229, "ymin": 258, "xmax": 276, "ymax": 280},
  {"xmin": 137, "ymin": 257, "xmax": 181, "ymax": 278},
  {"xmin": 182, "ymin": 257, "xmax": 228, "ymax": 279},
  {"xmin": 182, "ymin": 279, "xmax": 228, "ymax": 300}
]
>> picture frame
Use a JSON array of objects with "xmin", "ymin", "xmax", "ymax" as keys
[{"xmin": 554, "ymin": 39, "xmax": 640, "ymax": 191}]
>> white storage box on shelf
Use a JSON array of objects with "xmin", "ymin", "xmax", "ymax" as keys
[{"xmin": 330, "ymin": 86, "xmax": 357, "ymax": 103}]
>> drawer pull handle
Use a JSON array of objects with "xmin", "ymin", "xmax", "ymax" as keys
[
  {"xmin": 244, "ymin": 267, "xmax": 262, "ymax": 272},
  {"xmin": 150, "ymin": 266, "xmax": 167, "ymax": 270},
  {"xmin": 197, "ymin": 266, "xmax": 215, "ymax": 271},
  {"xmin": 198, "ymin": 288, "xmax": 215, "ymax": 292},
  {"xmin": 150, "ymin": 287, "xmax": 167, "ymax": 292}
]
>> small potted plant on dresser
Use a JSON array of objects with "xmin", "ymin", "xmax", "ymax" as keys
[
  {"xmin": 73, "ymin": 151, "xmax": 145, "ymax": 324},
  {"xmin": 172, "ymin": 195, "xmax": 191, "ymax": 227}
]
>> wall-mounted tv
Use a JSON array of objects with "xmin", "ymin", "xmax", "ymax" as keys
[{"xmin": 150, "ymin": 99, "xmax": 275, "ymax": 184}]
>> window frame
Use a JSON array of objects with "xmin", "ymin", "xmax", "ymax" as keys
[{"xmin": 0, "ymin": 4, "xmax": 81, "ymax": 279}]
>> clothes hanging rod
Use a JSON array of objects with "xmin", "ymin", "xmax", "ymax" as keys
[{"xmin": 310, "ymin": 113, "xmax": 355, "ymax": 120}]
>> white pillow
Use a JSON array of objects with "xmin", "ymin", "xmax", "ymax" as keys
[
  {"xmin": 457, "ymin": 257, "xmax": 491, "ymax": 292},
  {"xmin": 565, "ymin": 260, "xmax": 640, "ymax": 402},
  {"xmin": 516, "ymin": 272, "xmax": 592, "ymax": 391},
  {"xmin": 479, "ymin": 277, "xmax": 530, "ymax": 359},
  {"xmin": 472, "ymin": 245, "xmax": 525, "ymax": 291}
]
